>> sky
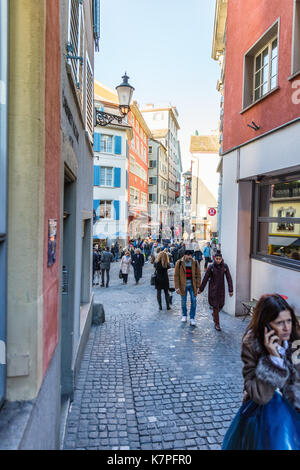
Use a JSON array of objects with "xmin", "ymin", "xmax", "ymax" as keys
[{"xmin": 94, "ymin": 0, "xmax": 221, "ymax": 171}]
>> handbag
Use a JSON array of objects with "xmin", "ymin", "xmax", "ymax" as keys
[
  {"xmin": 151, "ymin": 272, "xmax": 156, "ymax": 286},
  {"xmin": 119, "ymin": 270, "xmax": 123, "ymax": 279}
]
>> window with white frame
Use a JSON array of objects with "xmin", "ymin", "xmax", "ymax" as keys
[
  {"xmin": 243, "ymin": 21, "xmax": 279, "ymax": 109},
  {"xmin": 130, "ymin": 187, "xmax": 139, "ymax": 205},
  {"xmin": 99, "ymin": 201, "xmax": 112, "ymax": 219},
  {"xmin": 292, "ymin": 0, "xmax": 300, "ymax": 76},
  {"xmin": 86, "ymin": 54, "xmax": 94, "ymax": 137},
  {"xmin": 253, "ymin": 37, "xmax": 278, "ymax": 101},
  {"xmin": 141, "ymin": 192, "xmax": 147, "ymax": 208},
  {"xmin": 100, "ymin": 167, "xmax": 113, "ymax": 187},
  {"xmin": 100, "ymin": 135, "xmax": 113, "ymax": 153}
]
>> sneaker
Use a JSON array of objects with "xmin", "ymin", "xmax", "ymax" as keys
[
  {"xmin": 190, "ymin": 319, "xmax": 196, "ymax": 326},
  {"xmin": 181, "ymin": 316, "xmax": 187, "ymax": 323}
]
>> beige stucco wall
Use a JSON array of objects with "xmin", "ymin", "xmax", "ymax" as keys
[{"xmin": 7, "ymin": 0, "xmax": 46, "ymax": 400}]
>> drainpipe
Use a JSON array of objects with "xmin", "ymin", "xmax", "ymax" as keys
[{"xmin": 0, "ymin": 0, "xmax": 8, "ymax": 406}]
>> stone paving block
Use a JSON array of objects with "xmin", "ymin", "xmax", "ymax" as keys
[{"xmin": 63, "ymin": 263, "xmax": 248, "ymax": 451}]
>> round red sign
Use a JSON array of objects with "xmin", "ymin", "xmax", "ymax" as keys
[{"xmin": 208, "ymin": 208, "xmax": 216, "ymax": 216}]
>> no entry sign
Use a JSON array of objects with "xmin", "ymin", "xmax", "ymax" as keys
[{"xmin": 208, "ymin": 208, "xmax": 217, "ymax": 216}]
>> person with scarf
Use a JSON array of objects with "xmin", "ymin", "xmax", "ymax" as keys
[
  {"xmin": 222, "ymin": 294, "xmax": 300, "ymax": 450},
  {"xmin": 199, "ymin": 250, "xmax": 233, "ymax": 331}
]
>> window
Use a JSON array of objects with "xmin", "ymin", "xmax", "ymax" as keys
[
  {"xmin": 252, "ymin": 176, "xmax": 300, "ymax": 268},
  {"xmin": 292, "ymin": 0, "xmax": 300, "ymax": 76},
  {"xmin": 100, "ymin": 135, "xmax": 113, "ymax": 153},
  {"xmin": 149, "ymin": 160, "xmax": 156, "ymax": 168},
  {"xmin": 99, "ymin": 201, "xmax": 112, "ymax": 219},
  {"xmin": 253, "ymin": 38, "xmax": 278, "ymax": 101},
  {"xmin": 100, "ymin": 167, "xmax": 113, "ymax": 187},
  {"xmin": 149, "ymin": 177, "xmax": 157, "ymax": 185},
  {"xmin": 130, "ymin": 187, "xmax": 139, "ymax": 205},
  {"xmin": 243, "ymin": 21, "xmax": 279, "ymax": 109},
  {"xmin": 149, "ymin": 146, "xmax": 152, "ymax": 154},
  {"xmin": 149, "ymin": 193, "xmax": 156, "ymax": 202},
  {"xmin": 141, "ymin": 192, "xmax": 147, "ymax": 208},
  {"xmin": 86, "ymin": 54, "xmax": 94, "ymax": 137}
]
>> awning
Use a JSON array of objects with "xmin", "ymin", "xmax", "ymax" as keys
[
  {"xmin": 93, "ymin": 233, "xmax": 110, "ymax": 239},
  {"xmin": 268, "ymin": 236, "xmax": 298, "ymax": 247}
]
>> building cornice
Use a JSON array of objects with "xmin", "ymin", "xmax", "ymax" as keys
[{"xmin": 212, "ymin": 0, "xmax": 228, "ymax": 60}]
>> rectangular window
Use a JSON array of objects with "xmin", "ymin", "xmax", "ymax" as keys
[
  {"xmin": 86, "ymin": 54, "xmax": 94, "ymax": 137},
  {"xmin": 149, "ymin": 146, "xmax": 152, "ymax": 154},
  {"xmin": 149, "ymin": 193, "xmax": 156, "ymax": 202},
  {"xmin": 99, "ymin": 201, "xmax": 112, "ymax": 219},
  {"xmin": 141, "ymin": 192, "xmax": 147, "ymax": 208},
  {"xmin": 149, "ymin": 177, "xmax": 157, "ymax": 185},
  {"xmin": 252, "ymin": 176, "xmax": 300, "ymax": 269},
  {"xmin": 100, "ymin": 167, "xmax": 113, "ymax": 186},
  {"xmin": 292, "ymin": 0, "xmax": 300, "ymax": 76},
  {"xmin": 243, "ymin": 20, "xmax": 279, "ymax": 109},
  {"xmin": 149, "ymin": 160, "xmax": 156, "ymax": 168},
  {"xmin": 100, "ymin": 135, "xmax": 113, "ymax": 153},
  {"xmin": 253, "ymin": 38, "xmax": 278, "ymax": 101}
]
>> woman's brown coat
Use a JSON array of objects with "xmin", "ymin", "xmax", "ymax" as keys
[
  {"xmin": 242, "ymin": 330, "xmax": 300, "ymax": 410},
  {"xmin": 174, "ymin": 258, "xmax": 201, "ymax": 296},
  {"xmin": 199, "ymin": 260, "xmax": 233, "ymax": 309}
]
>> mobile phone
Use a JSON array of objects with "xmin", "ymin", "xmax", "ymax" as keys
[{"xmin": 266, "ymin": 323, "xmax": 278, "ymax": 342}]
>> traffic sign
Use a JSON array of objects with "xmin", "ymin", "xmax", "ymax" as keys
[{"xmin": 208, "ymin": 208, "xmax": 217, "ymax": 216}]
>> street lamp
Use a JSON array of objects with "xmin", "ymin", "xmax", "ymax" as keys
[{"xmin": 95, "ymin": 72, "xmax": 135, "ymax": 127}]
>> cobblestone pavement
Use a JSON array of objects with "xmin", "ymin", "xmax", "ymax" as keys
[{"xmin": 63, "ymin": 261, "xmax": 250, "ymax": 450}]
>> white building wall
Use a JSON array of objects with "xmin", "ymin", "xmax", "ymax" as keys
[
  {"xmin": 251, "ymin": 259, "xmax": 300, "ymax": 315},
  {"xmin": 220, "ymin": 150, "xmax": 239, "ymax": 316},
  {"xmin": 221, "ymin": 121, "xmax": 300, "ymax": 316},
  {"xmin": 93, "ymin": 125, "xmax": 128, "ymax": 246},
  {"xmin": 239, "ymin": 120, "xmax": 300, "ymax": 179}
]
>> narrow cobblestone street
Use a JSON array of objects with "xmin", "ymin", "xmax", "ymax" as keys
[{"xmin": 63, "ymin": 262, "xmax": 250, "ymax": 451}]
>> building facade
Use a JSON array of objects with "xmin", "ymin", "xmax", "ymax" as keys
[
  {"xmin": 141, "ymin": 104, "xmax": 182, "ymax": 234},
  {"xmin": 128, "ymin": 102, "xmax": 151, "ymax": 240},
  {"xmin": 0, "ymin": 0, "xmax": 99, "ymax": 449},
  {"xmin": 148, "ymin": 138, "xmax": 169, "ymax": 238},
  {"xmin": 190, "ymin": 134, "xmax": 220, "ymax": 240},
  {"xmin": 93, "ymin": 81, "xmax": 132, "ymax": 248},
  {"xmin": 212, "ymin": 0, "xmax": 300, "ymax": 316}
]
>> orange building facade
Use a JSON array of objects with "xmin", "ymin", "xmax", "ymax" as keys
[{"xmin": 127, "ymin": 102, "xmax": 152, "ymax": 239}]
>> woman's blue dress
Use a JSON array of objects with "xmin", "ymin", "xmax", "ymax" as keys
[{"xmin": 222, "ymin": 391, "xmax": 300, "ymax": 450}]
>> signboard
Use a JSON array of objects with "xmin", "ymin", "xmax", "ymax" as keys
[
  {"xmin": 208, "ymin": 208, "xmax": 217, "ymax": 216},
  {"xmin": 48, "ymin": 219, "xmax": 57, "ymax": 267}
]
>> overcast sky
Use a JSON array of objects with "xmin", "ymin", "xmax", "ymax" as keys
[{"xmin": 94, "ymin": 0, "xmax": 220, "ymax": 170}]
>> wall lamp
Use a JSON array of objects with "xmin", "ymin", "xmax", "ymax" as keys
[{"xmin": 95, "ymin": 73, "xmax": 135, "ymax": 127}]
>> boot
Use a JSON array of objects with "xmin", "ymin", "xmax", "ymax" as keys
[
  {"xmin": 157, "ymin": 291, "xmax": 162, "ymax": 310},
  {"xmin": 213, "ymin": 308, "xmax": 221, "ymax": 331}
]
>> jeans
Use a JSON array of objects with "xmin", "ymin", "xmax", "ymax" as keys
[
  {"xmin": 101, "ymin": 268, "xmax": 110, "ymax": 286},
  {"xmin": 114, "ymin": 253, "xmax": 119, "ymax": 262},
  {"xmin": 181, "ymin": 285, "xmax": 197, "ymax": 319}
]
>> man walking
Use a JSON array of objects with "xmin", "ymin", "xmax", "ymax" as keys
[
  {"xmin": 100, "ymin": 246, "xmax": 114, "ymax": 288},
  {"xmin": 131, "ymin": 248, "xmax": 144, "ymax": 284},
  {"xmin": 92, "ymin": 245, "xmax": 100, "ymax": 286},
  {"xmin": 203, "ymin": 242, "xmax": 212, "ymax": 270},
  {"xmin": 174, "ymin": 249, "xmax": 201, "ymax": 326}
]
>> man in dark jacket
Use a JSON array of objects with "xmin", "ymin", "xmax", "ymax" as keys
[
  {"xmin": 100, "ymin": 246, "xmax": 114, "ymax": 287},
  {"xmin": 199, "ymin": 250, "xmax": 233, "ymax": 331},
  {"xmin": 93, "ymin": 245, "xmax": 100, "ymax": 286},
  {"xmin": 131, "ymin": 248, "xmax": 144, "ymax": 284}
]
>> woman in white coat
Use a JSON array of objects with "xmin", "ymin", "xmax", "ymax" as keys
[{"xmin": 120, "ymin": 251, "xmax": 131, "ymax": 284}]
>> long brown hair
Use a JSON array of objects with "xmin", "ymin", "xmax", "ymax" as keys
[
  {"xmin": 244, "ymin": 294, "xmax": 300, "ymax": 351},
  {"xmin": 157, "ymin": 251, "xmax": 169, "ymax": 268}
]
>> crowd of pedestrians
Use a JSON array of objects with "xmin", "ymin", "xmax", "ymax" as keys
[{"xmin": 93, "ymin": 235, "xmax": 300, "ymax": 449}]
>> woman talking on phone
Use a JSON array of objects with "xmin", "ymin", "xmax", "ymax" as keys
[{"xmin": 223, "ymin": 293, "xmax": 300, "ymax": 450}]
